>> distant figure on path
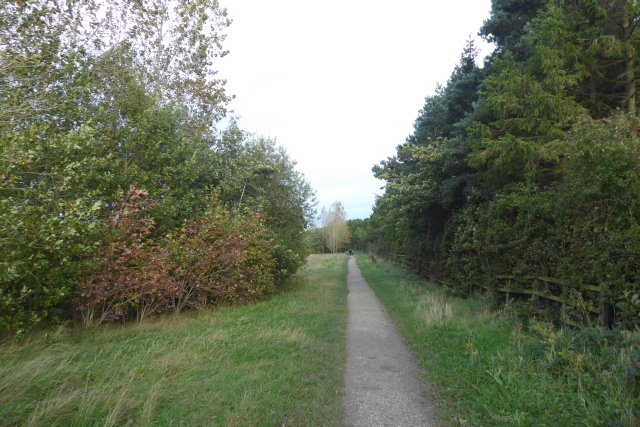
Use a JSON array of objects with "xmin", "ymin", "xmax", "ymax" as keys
[{"xmin": 349, "ymin": 249, "xmax": 354, "ymax": 256}]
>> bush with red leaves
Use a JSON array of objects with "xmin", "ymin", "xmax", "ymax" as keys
[
  {"xmin": 167, "ymin": 209, "xmax": 275, "ymax": 313},
  {"xmin": 79, "ymin": 186, "xmax": 275, "ymax": 326},
  {"xmin": 79, "ymin": 185, "xmax": 176, "ymax": 326}
]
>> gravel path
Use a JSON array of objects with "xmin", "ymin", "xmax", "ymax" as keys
[{"xmin": 343, "ymin": 257, "xmax": 435, "ymax": 427}]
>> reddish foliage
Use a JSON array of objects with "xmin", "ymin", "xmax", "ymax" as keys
[
  {"xmin": 79, "ymin": 185, "xmax": 176, "ymax": 326},
  {"xmin": 168, "ymin": 210, "xmax": 275, "ymax": 312},
  {"xmin": 79, "ymin": 186, "xmax": 276, "ymax": 326}
]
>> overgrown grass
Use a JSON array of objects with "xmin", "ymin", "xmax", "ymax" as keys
[
  {"xmin": 0, "ymin": 254, "xmax": 349, "ymax": 427},
  {"xmin": 356, "ymin": 254, "xmax": 639, "ymax": 427}
]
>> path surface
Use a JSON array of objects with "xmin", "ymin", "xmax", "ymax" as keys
[{"xmin": 343, "ymin": 257, "xmax": 435, "ymax": 427}]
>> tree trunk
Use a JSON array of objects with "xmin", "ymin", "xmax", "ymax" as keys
[
  {"xmin": 590, "ymin": 71, "xmax": 598, "ymax": 116},
  {"xmin": 626, "ymin": 56, "xmax": 636, "ymax": 113},
  {"xmin": 623, "ymin": 10, "xmax": 636, "ymax": 113}
]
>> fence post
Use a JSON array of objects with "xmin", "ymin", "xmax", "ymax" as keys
[
  {"xmin": 531, "ymin": 279, "xmax": 540, "ymax": 309},
  {"xmin": 600, "ymin": 300, "xmax": 613, "ymax": 329},
  {"xmin": 561, "ymin": 284, "xmax": 568, "ymax": 329}
]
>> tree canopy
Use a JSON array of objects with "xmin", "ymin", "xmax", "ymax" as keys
[
  {"xmin": 362, "ymin": 0, "xmax": 640, "ymax": 328},
  {"xmin": 0, "ymin": 0, "xmax": 315, "ymax": 335}
]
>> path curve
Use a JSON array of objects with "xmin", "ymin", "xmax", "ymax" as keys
[{"xmin": 343, "ymin": 257, "xmax": 435, "ymax": 427}]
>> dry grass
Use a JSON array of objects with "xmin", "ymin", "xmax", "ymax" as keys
[{"xmin": 414, "ymin": 292, "xmax": 453, "ymax": 328}]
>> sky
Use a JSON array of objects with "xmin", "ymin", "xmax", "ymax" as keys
[{"xmin": 216, "ymin": 0, "xmax": 494, "ymax": 220}]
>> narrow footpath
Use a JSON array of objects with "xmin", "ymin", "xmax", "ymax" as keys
[{"xmin": 343, "ymin": 257, "xmax": 435, "ymax": 427}]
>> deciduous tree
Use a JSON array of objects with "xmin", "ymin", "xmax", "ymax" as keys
[{"xmin": 320, "ymin": 202, "xmax": 350, "ymax": 254}]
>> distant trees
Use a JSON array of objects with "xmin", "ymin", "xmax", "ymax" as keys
[
  {"xmin": 319, "ymin": 202, "xmax": 350, "ymax": 254},
  {"xmin": 347, "ymin": 218, "xmax": 376, "ymax": 252},
  {"xmin": 304, "ymin": 225, "xmax": 325, "ymax": 254}
]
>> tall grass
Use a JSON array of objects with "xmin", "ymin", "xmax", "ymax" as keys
[
  {"xmin": 0, "ymin": 254, "xmax": 348, "ymax": 427},
  {"xmin": 356, "ymin": 254, "xmax": 640, "ymax": 427},
  {"xmin": 414, "ymin": 292, "xmax": 453, "ymax": 328}
]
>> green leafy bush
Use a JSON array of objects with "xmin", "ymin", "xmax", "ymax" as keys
[
  {"xmin": 0, "ymin": 2, "xmax": 315, "ymax": 336},
  {"xmin": 445, "ymin": 114, "xmax": 640, "ymax": 324},
  {"xmin": 167, "ymin": 209, "xmax": 275, "ymax": 312}
]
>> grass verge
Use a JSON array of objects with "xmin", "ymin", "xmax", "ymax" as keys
[
  {"xmin": 0, "ymin": 254, "xmax": 348, "ymax": 427},
  {"xmin": 355, "ymin": 253, "xmax": 639, "ymax": 427}
]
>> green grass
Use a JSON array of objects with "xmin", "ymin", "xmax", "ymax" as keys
[
  {"xmin": 0, "ymin": 254, "xmax": 349, "ymax": 427},
  {"xmin": 355, "ymin": 253, "xmax": 639, "ymax": 427}
]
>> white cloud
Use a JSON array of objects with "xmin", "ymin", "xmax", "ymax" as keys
[{"xmin": 217, "ymin": 0, "xmax": 494, "ymax": 219}]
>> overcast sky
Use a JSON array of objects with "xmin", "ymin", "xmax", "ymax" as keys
[{"xmin": 216, "ymin": 0, "xmax": 494, "ymax": 220}]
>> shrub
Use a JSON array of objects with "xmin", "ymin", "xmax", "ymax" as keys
[
  {"xmin": 167, "ymin": 209, "xmax": 275, "ymax": 312},
  {"xmin": 443, "ymin": 114, "xmax": 640, "ymax": 325},
  {"xmin": 79, "ymin": 188, "xmax": 276, "ymax": 326},
  {"xmin": 79, "ymin": 186, "xmax": 175, "ymax": 326}
]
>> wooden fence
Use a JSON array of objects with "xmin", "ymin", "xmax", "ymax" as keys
[
  {"xmin": 380, "ymin": 253, "xmax": 613, "ymax": 329},
  {"xmin": 476, "ymin": 275, "xmax": 612, "ymax": 329}
]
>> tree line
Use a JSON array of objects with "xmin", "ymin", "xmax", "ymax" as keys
[
  {"xmin": 0, "ymin": 0, "xmax": 315, "ymax": 336},
  {"xmin": 355, "ymin": 0, "xmax": 640, "ymax": 327}
]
